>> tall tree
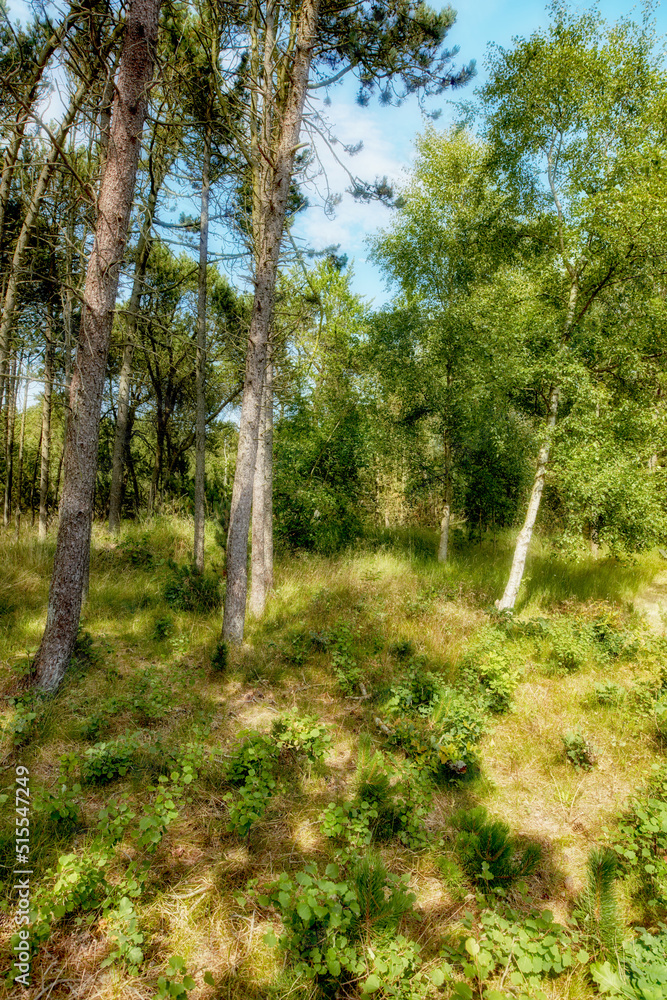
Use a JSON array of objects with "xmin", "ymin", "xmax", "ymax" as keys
[
  {"xmin": 33, "ymin": 0, "xmax": 162, "ymax": 692},
  {"xmin": 223, "ymin": 0, "xmax": 474, "ymax": 641}
]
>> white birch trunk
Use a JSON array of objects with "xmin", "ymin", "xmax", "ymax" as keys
[
  {"xmin": 438, "ymin": 505, "xmax": 450, "ymax": 563},
  {"xmin": 496, "ymin": 387, "xmax": 559, "ymax": 611}
]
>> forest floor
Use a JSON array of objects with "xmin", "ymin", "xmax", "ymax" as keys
[{"xmin": 0, "ymin": 521, "xmax": 666, "ymax": 1000}]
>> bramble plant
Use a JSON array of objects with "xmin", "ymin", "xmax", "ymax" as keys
[{"xmin": 562, "ymin": 729, "xmax": 597, "ymax": 771}]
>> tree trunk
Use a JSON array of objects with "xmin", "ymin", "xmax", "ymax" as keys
[
  {"xmin": 32, "ymin": 0, "xmax": 161, "ymax": 692},
  {"xmin": 38, "ymin": 316, "xmax": 54, "ymax": 541},
  {"xmin": 496, "ymin": 386, "xmax": 559, "ymax": 611},
  {"xmin": 223, "ymin": 0, "xmax": 320, "ymax": 642},
  {"xmin": 3, "ymin": 353, "xmax": 18, "ymax": 527},
  {"xmin": 0, "ymin": 11, "xmax": 77, "ymax": 252},
  {"xmin": 14, "ymin": 368, "xmax": 29, "ymax": 539},
  {"xmin": 437, "ymin": 427, "xmax": 452, "ymax": 563},
  {"xmin": 0, "ymin": 77, "xmax": 88, "ymax": 387},
  {"xmin": 108, "ymin": 157, "xmax": 166, "ymax": 533},
  {"xmin": 193, "ymin": 130, "xmax": 211, "ymax": 572},
  {"xmin": 250, "ymin": 358, "xmax": 273, "ymax": 617}
]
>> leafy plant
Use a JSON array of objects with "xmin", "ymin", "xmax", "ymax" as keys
[
  {"xmin": 260, "ymin": 856, "xmax": 416, "ymax": 988},
  {"xmin": 562, "ymin": 729, "xmax": 597, "ymax": 771},
  {"xmin": 461, "ymin": 630, "xmax": 521, "ymax": 713},
  {"xmin": 152, "ymin": 956, "xmax": 214, "ymax": 999},
  {"xmin": 152, "ymin": 615, "xmax": 174, "ymax": 640},
  {"xmin": 547, "ymin": 621, "xmax": 590, "ymax": 674},
  {"xmin": 593, "ymin": 681, "xmax": 626, "ymax": 706},
  {"xmin": 101, "ymin": 896, "xmax": 145, "ymax": 973},
  {"xmin": 128, "ymin": 666, "xmax": 174, "ymax": 724},
  {"xmin": 443, "ymin": 901, "xmax": 590, "ymax": 998},
  {"xmin": 82, "ymin": 736, "xmax": 138, "ymax": 785},
  {"xmin": 452, "ymin": 806, "xmax": 542, "ymax": 885},
  {"xmin": 330, "ymin": 624, "xmax": 362, "ymax": 695},
  {"xmin": 611, "ymin": 765, "xmax": 667, "ymax": 911},
  {"xmin": 164, "ymin": 562, "xmax": 219, "ymax": 612}
]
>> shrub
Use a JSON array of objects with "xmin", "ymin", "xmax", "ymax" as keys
[
  {"xmin": 164, "ymin": 563, "xmax": 220, "ymax": 612},
  {"xmin": 384, "ymin": 686, "xmax": 485, "ymax": 777},
  {"xmin": 82, "ymin": 737, "xmax": 138, "ymax": 785},
  {"xmin": 547, "ymin": 621, "xmax": 590, "ymax": 674},
  {"xmin": 210, "ymin": 639, "xmax": 228, "ymax": 673},
  {"xmin": 451, "ymin": 806, "xmax": 541, "ymax": 885},
  {"xmin": 562, "ymin": 730, "xmax": 597, "ymax": 771},
  {"xmin": 127, "ymin": 667, "xmax": 174, "ymax": 724},
  {"xmin": 593, "ymin": 681, "xmax": 625, "ymax": 706},
  {"xmin": 611, "ymin": 765, "xmax": 667, "ymax": 911},
  {"xmin": 460, "ymin": 630, "xmax": 521, "ymax": 713},
  {"xmin": 261, "ymin": 856, "xmax": 417, "ymax": 989}
]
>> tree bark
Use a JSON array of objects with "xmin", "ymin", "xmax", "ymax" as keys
[
  {"xmin": 14, "ymin": 368, "xmax": 29, "ymax": 539},
  {"xmin": 3, "ymin": 353, "xmax": 18, "ymax": 527},
  {"xmin": 38, "ymin": 314, "xmax": 54, "ymax": 541},
  {"xmin": 437, "ymin": 427, "xmax": 451, "ymax": 563},
  {"xmin": 33, "ymin": 0, "xmax": 161, "ymax": 692},
  {"xmin": 496, "ymin": 386, "xmax": 559, "ymax": 611},
  {"xmin": 193, "ymin": 129, "xmax": 211, "ymax": 572},
  {"xmin": 0, "ymin": 77, "xmax": 88, "ymax": 390},
  {"xmin": 108, "ymin": 160, "xmax": 166, "ymax": 533},
  {"xmin": 223, "ymin": 0, "xmax": 319, "ymax": 642},
  {"xmin": 250, "ymin": 357, "xmax": 273, "ymax": 617}
]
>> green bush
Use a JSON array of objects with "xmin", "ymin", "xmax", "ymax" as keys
[
  {"xmin": 452, "ymin": 806, "xmax": 541, "ymax": 886},
  {"xmin": 562, "ymin": 730, "xmax": 597, "ymax": 771},
  {"xmin": 260, "ymin": 855, "xmax": 416, "ymax": 989},
  {"xmin": 164, "ymin": 563, "xmax": 220, "ymax": 612},
  {"xmin": 460, "ymin": 629, "xmax": 521, "ymax": 713},
  {"xmin": 547, "ymin": 621, "xmax": 590, "ymax": 674},
  {"xmin": 82, "ymin": 737, "xmax": 138, "ymax": 785},
  {"xmin": 611, "ymin": 766, "xmax": 667, "ymax": 911}
]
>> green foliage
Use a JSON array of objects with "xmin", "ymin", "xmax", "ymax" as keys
[
  {"xmin": 152, "ymin": 615, "xmax": 174, "ymax": 640},
  {"xmin": 119, "ymin": 534, "xmax": 155, "ymax": 567},
  {"xmin": 593, "ymin": 682, "xmax": 626, "ymax": 706},
  {"xmin": 210, "ymin": 638, "xmax": 228, "ymax": 673},
  {"xmin": 452, "ymin": 806, "xmax": 542, "ymax": 885},
  {"xmin": 562, "ymin": 730, "xmax": 597, "ymax": 771},
  {"xmin": 460, "ymin": 630, "xmax": 521, "ymax": 713},
  {"xmin": 330, "ymin": 624, "xmax": 362, "ymax": 695},
  {"xmin": 70, "ymin": 628, "xmax": 101, "ymax": 673},
  {"xmin": 224, "ymin": 714, "xmax": 330, "ymax": 836},
  {"xmin": 127, "ymin": 666, "xmax": 174, "ymax": 724},
  {"xmin": 34, "ymin": 754, "xmax": 81, "ymax": 827},
  {"xmin": 1, "ymin": 692, "xmax": 41, "ymax": 745},
  {"xmin": 164, "ymin": 562, "xmax": 220, "ymax": 612},
  {"xmin": 611, "ymin": 766, "xmax": 667, "ymax": 911},
  {"xmin": 101, "ymin": 896, "xmax": 145, "ymax": 974},
  {"xmin": 573, "ymin": 849, "xmax": 621, "ymax": 955},
  {"xmin": 260, "ymin": 855, "xmax": 416, "ymax": 988},
  {"xmin": 152, "ymin": 956, "xmax": 213, "ymax": 999},
  {"xmin": 82, "ymin": 736, "xmax": 138, "ymax": 785},
  {"xmin": 632, "ymin": 664, "xmax": 667, "ymax": 740},
  {"xmin": 443, "ymin": 902, "xmax": 589, "ymax": 996},
  {"xmin": 320, "ymin": 744, "xmax": 433, "ymax": 852},
  {"xmin": 546, "ymin": 621, "xmax": 590, "ymax": 674}
]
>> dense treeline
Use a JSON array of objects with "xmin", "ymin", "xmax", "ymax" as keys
[{"xmin": 1, "ymin": 0, "xmax": 666, "ymax": 688}]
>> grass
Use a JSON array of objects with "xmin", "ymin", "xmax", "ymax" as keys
[{"xmin": 0, "ymin": 519, "xmax": 665, "ymax": 999}]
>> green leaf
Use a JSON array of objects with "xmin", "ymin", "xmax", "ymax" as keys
[
  {"xmin": 362, "ymin": 974, "xmax": 382, "ymax": 993},
  {"xmin": 263, "ymin": 930, "xmax": 278, "ymax": 947},
  {"xmin": 203, "ymin": 972, "xmax": 215, "ymax": 986},
  {"xmin": 431, "ymin": 968, "xmax": 446, "ymax": 987},
  {"xmin": 590, "ymin": 961, "xmax": 629, "ymax": 995},
  {"xmin": 465, "ymin": 937, "xmax": 480, "ymax": 957},
  {"xmin": 576, "ymin": 950, "xmax": 590, "ymax": 965},
  {"xmin": 453, "ymin": 984, "xmax": 473, "ymax": 1000},
  {"xmin": 297, "ymin": 902, "xmax": 311, "ymax": 921}
]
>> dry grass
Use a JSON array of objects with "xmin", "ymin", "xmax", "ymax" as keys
[{"xmin": 0, "ymin": 521, "xmax": 665, "ymax": 999}]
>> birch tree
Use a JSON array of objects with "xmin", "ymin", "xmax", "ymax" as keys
[{"xmin": 477, "ymin": 8, "xmax": 667, "ymax": 609}]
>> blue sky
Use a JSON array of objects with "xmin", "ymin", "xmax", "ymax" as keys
[
  {"xmin": 294, "ymin": 0, "xmax": 667, "ymax": 307},
  {"xmin": 6, "ymin": 0, "xmax": 667, "ymax": 307}
]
